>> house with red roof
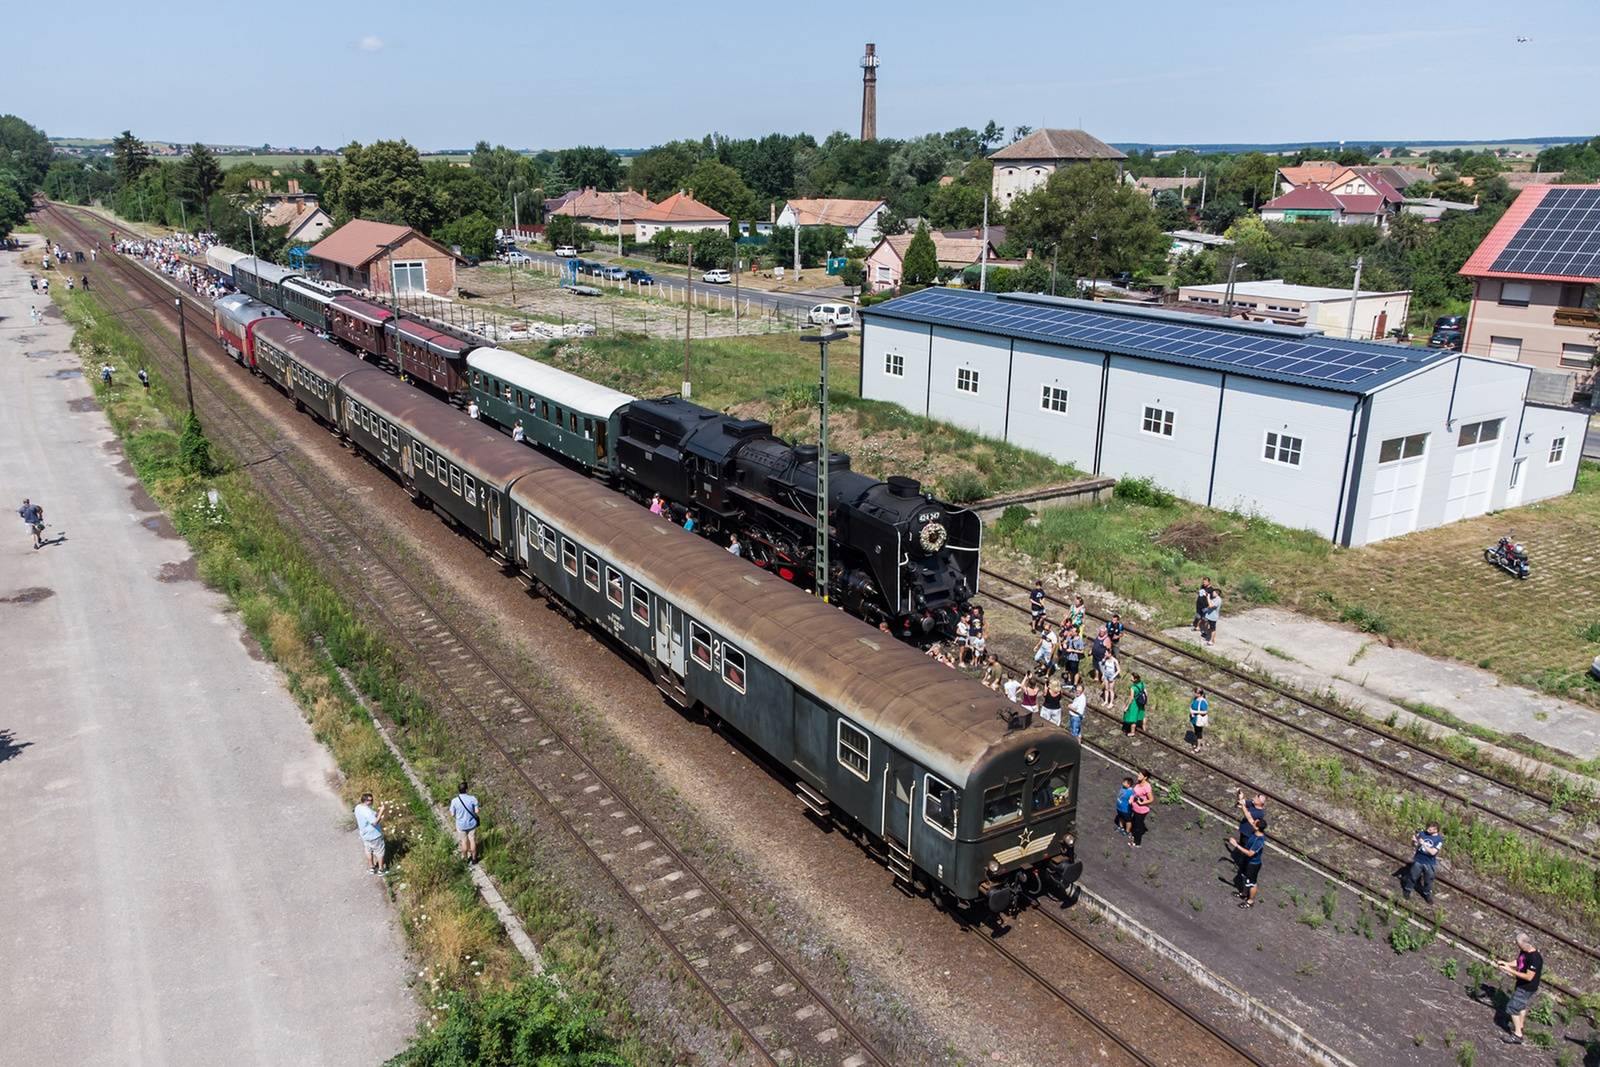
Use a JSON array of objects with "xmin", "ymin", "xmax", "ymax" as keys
[
  {"xmin": 632, "ymin": 190, "xmax": 731, "ymax": 243},
  {"xmin": 548, "ymin": 187, "xmax": 658, "ymax": 238},
  {"xmin": 1459, "ymin": 184, "xmax": 1600, "ymax": 381},
  {"xmin": 307, "ymin": 219, "xmax": 462, "ymax": 297},
  {"xmin": 1259, "ymin": 169, "xmax": 1404, "ymax": 228}
]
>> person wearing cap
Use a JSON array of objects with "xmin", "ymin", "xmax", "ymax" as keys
[
  {"xmin": 1401, "ymin": 823, "xmax": 1443, "ymax": 904},
  {"xmin": 1496, "ymin": 933, "xmax": 1543, "ymax": 1043}
]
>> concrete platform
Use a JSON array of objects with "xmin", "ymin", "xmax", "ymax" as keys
[{"xmin": 0, "ymin": 237, "xmax": 416, "ymax": 1064}]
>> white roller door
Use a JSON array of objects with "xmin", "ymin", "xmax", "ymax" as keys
[
  {"xmin": 1444, "ymin": 419, "xmax": 1504, "ymax": 522},
  {"xmin": 1366, "ymin": 433, "xmax": 1428, "ymax": 542}
]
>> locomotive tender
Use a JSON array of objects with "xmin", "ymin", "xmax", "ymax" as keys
[
  {"xmin": 206, "ymin": 245, "xmax": 981, "ymax": 636},
  {"xmin": 238, "ymin": 321, "xmax": 1083, "ymax": 908}
]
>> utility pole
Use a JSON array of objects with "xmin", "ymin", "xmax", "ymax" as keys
[
  {"xmin": 247, "ymin": 208, "xmax": 257, "ymax": 258},
  {"xmin": 683, "ymin": 243, "xmax": 693, "ymax": 398},
  {"xmin": 979, "ymin": 194, "xmax": 990, "ymax": 292},
  {"xmin": 732, "ymin": 235, "xmax": 741, "ymax": 334},
  {"xmin": 175, "ymin": 298, "xmax": 194, "ymax": 415},
  {"xmin": 1345, "ymin": 256, "xmax": 1364, "ymax": 339},
  {"xmin": 1051, "ymin": 243, "xmax": 1059, "ymax": 296},
  {"xmin": 793, "ymin": 213, "xmax": 801, "ymax": 282},
  {"xmin": 1223, "ymin": 254, "xmax": 1244, "ymax": 318},
  {"xmin": 617, "ymin": 192, "xmax": 623, "ymax": 257},
  {"xmin": 1200, "ymin": 171, "xmax": 1207, "ymax": 211},
  {"xmin": 801, "ymin": 329, "xmax": 846, "ymax": 603}
]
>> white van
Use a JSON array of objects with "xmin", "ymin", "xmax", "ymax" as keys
[{"xmin": 808, "ymin": 303, "xmax": 856, "ymax": 327}]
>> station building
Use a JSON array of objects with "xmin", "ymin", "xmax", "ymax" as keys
[{"xmin": 858, "ymin": 288, "xmax": 1584, "ymax": 546}]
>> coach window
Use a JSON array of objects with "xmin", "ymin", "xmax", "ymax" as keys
[
  {"xmin": 582, "ymin": 552, "xmax": 600, "ymax": 590},
  {"xmin": 923, "ymin": 775, "xmax": 958, "ymax": 838},
  {"xmin": 425, "ymin": 448, "xmax": 436, "ymax": 478},
  {"xmin": 630, "ymin": 584, "xmax": 650, "ymax": 624},
  {"xmin": 721, "ymin": 644, "xmax": 746, "ymax": 693},
  {"xmin": 528, "ymin": 395, "xmax": 537, "ymax": 413},
  {"xmin": 464, "ymin": 475, "xmax": 477, "ymax": 506},
  {"xmin": 570, "ymin": 412, "xmax": 580, "ymax": 433},
  {"xmin": 541, "ymin": 523, "xmax": 558, "ymax": 561},
  {"xmin": 837, "ymin": 720, "xmax": 870, "ymax": 781},
  {"xmin": 540, "ymin": 400, "xmax": 550, "ymax": 421},
  {"xmin": 516, "ymin": 390, "xmax": 524, "ymax": 409},
  {"xmin": 472, "ymin": 372, "xmax": 482, "ymax": 387},
  {"xmin": 554, "ymin": 407, "xmax": 564, "ymax": 431},
  {"xmin": 584, "ymin": 418, "xmax": 594, "ymax": 441},
  {"xmin": 411, "ymin": 443, "xmax": 423, "ymax": 471},
  {"xmin": 561, "ymin": 539, "xmax": 578, "ymax": 576},
  {"xmin": 981, "ymin": 779, "xmax": 1025, "ymax": 832},
  {"xmin": 450, "ymin": 465, "xmax": 462, "ymax": 495},
  {"xmin": 606, "ymin": 567, "xmax": 624, "ymax": 607},
  {"xmin": 689, "ymin": 622, "xmax": 712, "ymax": 668}
]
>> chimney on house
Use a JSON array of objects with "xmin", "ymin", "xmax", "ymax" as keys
[
  {"xmin": 860, "ymin": 44, "xmax": 879, "ymax": 141},
  {"xmin": 287, "ymin": 178, "xmax": 300, "ymax": 194}
]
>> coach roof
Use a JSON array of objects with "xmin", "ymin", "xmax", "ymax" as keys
[
  {"xmin": 467, "ymin": 348, "xmax": 635, "ymax": 417},
  {"xmin": 252, "ymin": 320, "xmax": 368, "ymax": 383}
]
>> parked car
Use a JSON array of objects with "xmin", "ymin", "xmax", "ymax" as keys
[
  {"xmin": 808, "ymin": 303, "xmax": 856, "ymax": 327},
  {"xmin": 502, "ymin": 251, "xmax": 531, "ymax": 266},
  {"xmin": 600, "ymin": 266, "xmax": 628, "ymax": 281},
  {"xmin": 554, "ymin": 245, "xmax": 578, "ymax": 258},
  {"xmin": 624, "ymin": 269, "xmax": 654, "ymax": 284},
  {"xmin": 1592, "ymin": 652, "xmax": 1600, "ymax": 681},
  {"xmin": 581, "ymin": 260, "xmax": 607, "ymax": 276},
  {"xmin": 461, "ymin": 254, "xmax": 481, "ymax": 267},
  {"xmin": 702, "ymin": 268, "xmax": 732, "ymax": 284},
  {"xmin": 1435, "ymin": 315, "xmax": 1466, "ymax": 331},
  {"xmin": 1426, "ymin": 330, "xmax": 1463, "ymax": 351}
]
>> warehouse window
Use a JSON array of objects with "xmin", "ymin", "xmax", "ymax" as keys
[
  {"xmin": 1458, "ymin": 419, "xmax": 1502, "ymax": 447},
  {"xmin": 837, "ymin": 720, "xmax": 870, "ymax": 781},
  {"xmin": 1263, "ymin": 431, "xmax": 1302, "ymax": 466},
  {"xmin": 630, "ymin": 584, "xmax": 650, "ymax": 624},
  {"xmin": 606, "ymin": 567, "xmax": 624, "ymax": 606},
  {"xmin": 1378, "ymin": 434, "xmax": 1427, "ymax": 462},
  {"xmin": 1550, "ymin": 437, "xmax": 1566, "ymax": 464},
  {"xmin": 1041, "ymin": 385, "xmax": 1069, "ymax": 414},
  {"xmin": 391, "ymin": 260, "xmax": 426, "ymax": 293},
  {"xmin": 956, "ymin": 367, "xmax": 979, "ymax": 393},
  {"xmin": 689, "ymin": 622, "xmax": 712, "ymax": 668},
  {"xmin": 582, "ymin": 552, "xmax": 600, "ymax": 590},
  {"xmin": 721, "ymin": 644, "xmax": 746, "ymax": 692},
  {"xmin": 561, "ymin": 539, "xmax": 578, "ymax": 576},
  {"xmin": 923, "ymin": 775, "xmax": 958, "ymax": 838},
  {"xmin": 885, "ymin": 351, "xmax": 904, "ymax": 376},
  {"xmin": 1142, "ymin": 406, "xmax": 1174, "ymax": 437}
]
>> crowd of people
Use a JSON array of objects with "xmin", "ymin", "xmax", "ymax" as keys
[{"xmin": 114, "ymin": 233, "xmax": 230, "ymax": 303}]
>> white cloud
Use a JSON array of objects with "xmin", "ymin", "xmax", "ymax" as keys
[{"xmin": 356, "ymin": 35, "xmax": 386, "ymax": 52}]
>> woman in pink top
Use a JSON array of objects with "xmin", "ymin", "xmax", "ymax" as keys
[{"xmin": 1129, "ymin": 770, "xmax": 1153, "ymax": 847}]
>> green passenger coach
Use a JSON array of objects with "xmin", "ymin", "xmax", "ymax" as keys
[{"xmin": 466, "ymin": 347, "xmax": 634, "ymax": 475}]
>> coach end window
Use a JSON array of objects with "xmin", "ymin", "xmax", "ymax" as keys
[
  {"xmin": 721, "ymin": 644, "xmax": 746, "ymax": 693},
  {"xmin": 923, "ymin": 775, "xmax": 958, "ymax": 838},
  {"xmin": 981, "ymin": 779, "xmax": 1025, "ymax": 832},
  {"xmin": 837, "ymin": 720, "xmax": 870, "ymax": 781}
]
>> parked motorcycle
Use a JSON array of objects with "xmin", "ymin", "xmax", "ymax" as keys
[{"xmin": 1483, "ymin": 533, "xmax": 1530, "ymax": 580}]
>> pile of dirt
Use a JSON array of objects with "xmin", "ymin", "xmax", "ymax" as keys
[{"xmin": 1155, "ymin": 520, "xmax": 1224, "ymax": 560}]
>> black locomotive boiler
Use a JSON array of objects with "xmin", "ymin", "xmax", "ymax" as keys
[{"xmin": 616, "ymin": 395, "xmax": 981, "ymax": 636}]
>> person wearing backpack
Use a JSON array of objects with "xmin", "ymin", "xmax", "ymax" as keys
[{"xmin": 1123, "ymin": 672, "xmax": 1148, "ymax": 735}]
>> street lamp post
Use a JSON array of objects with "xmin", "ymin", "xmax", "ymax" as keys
[{"xmin": 801, "ymin": 329, "xmax": 846, "ymax": 602}]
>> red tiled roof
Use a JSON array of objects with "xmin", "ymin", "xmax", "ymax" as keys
[
  {"xmin": 1336, "ymin": 195, "xmax": 1388, "ymax": 215},
  {"xmin": 989, "ymin": 128, "xmax": 1125, "ymax": 162},
  {"xmin": 308, "ymin": 219, "xmax": 459, "ymax": 268},
  {"xmin": 551, "ymin": 187, "xmax": 657, "ymax": 220},
  {"xmin": 1262, "ymin": 184, "xmax": 1344, "ymax": 211},
  {"xmin": 785, "ymin": 198, "xmax": 885, "ymax": 228},
  {"xmin": 1460, "ymin": 184, "xmax": 1600, "ymax": 282},
  {"xmin": 635, "ymin": 190, "xmax": 729, "ymax": 224},
  {"xmin": 1276, "ymin": 162, "xmax": 1341, "ymax": 187}
]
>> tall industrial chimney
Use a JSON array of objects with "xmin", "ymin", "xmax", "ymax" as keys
[{"xmin": 860, "ymin": 44, "xmax": 879, "ymax": 142}]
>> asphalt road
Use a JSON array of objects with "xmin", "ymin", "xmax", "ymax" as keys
[
  {"xmin": 0, "ymin": 238, "xmax": 415, "ymax": 1063},
  {"xmin": 509, "ymin": 247, "xmax": 854, "ymax": 315}
]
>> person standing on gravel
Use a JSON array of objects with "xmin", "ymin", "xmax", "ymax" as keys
[
  {"xmin": 1227, "ymin": 819, "xmax": 1264, "ymax": 907},
  {"xmin": 1124, "ymin": 673, "xmax": 1148, "ymax": 735},
  {"xmin": 1496, "ymin": 933, "xmax": 1543, "ymax": 1044},
  {"xmin": 1068, "ymin": 684, "xmax": 1087, "ymax": 740},
  {"xmin": 1203, "ymin": 586, "xmax": 1222, "ymax": 648},
  {"xmin": 1029, "ymin": 580, "xmax": 1046, "ymax": 632},
  {"xmin": 1033, "ymin": 623, "xmax": 1058, "ymax": 675},
  {"xmin": 1061, "ymin": 625, "xmax": 1084, "ymax": 687},
  {"xmin": 1189, "ymin": 688, "xmax": 1209, "ymax": 752},
  {"xmin": 1040, "ymin": 679, "xmax": 1063, "ymax": 726},
  {"xmin": 354, "ymin": 793, "xmax": 388, "ymax": 875},
  {"xmin": 1401, "ymin": 823, "xmax": 1443, "ymax": 904},
  {"xmin": 1129, "ymin": 771, "xmax": 1153, "ymax": 848},
  {"xmin": 1194, "ymin": 578, "xmax": 1212, "ymax": 631},
  {"xmin": 1099, "ymin": 650, "xmax": 1120, "ymax": 707}
]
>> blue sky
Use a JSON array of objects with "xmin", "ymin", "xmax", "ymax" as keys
[{"xmin": 10, "ymin": 1, "xmax": 1597, "ymax": 150}]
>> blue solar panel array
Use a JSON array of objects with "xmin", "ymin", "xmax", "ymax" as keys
[
  {"xmin": 1488, "ymin": 187, "xmax": 1600, "ymax": 279},
  {"xmin": 867, "ymin": 288, "xmax": 1429, "ymax": 392}
]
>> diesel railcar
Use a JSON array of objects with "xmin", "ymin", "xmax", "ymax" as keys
[
  {"xmin": 263, "ymin": 327, "xmax": 1080, "ymax": 908},
  {"xmin": 212, "ymin": 293, "xmax": 286, "ymax": 368}
]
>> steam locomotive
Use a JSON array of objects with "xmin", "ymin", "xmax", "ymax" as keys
[{"xmin": 615, "ymin": 395, "xmax": 981, "ymax": 636}]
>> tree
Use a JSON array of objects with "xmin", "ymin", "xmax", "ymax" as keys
[
  {"xmin": 176, "ymin": 143, "xmax": 224, "ymax": 230},
  {"xmin": 437, "ymin": 211, "xmax": 497, "ymax": 258},
  {"xmin": 544, "ymin": 213, "xmax": 593, "ymax": 250},
  {"xmin": 839, "ymin": 259, "xmax": 864, "ymax": 294},
  {"xmin": 112, "ymin": 130, "xmax": 151, "ymax": 189},
  {"xmin": 1460, "ymin": 152, "xmax": 1504, "ymax": 179},
  {"xmin": 903, "ymin": 222, "xmax": 938, "ymax": 286},
  {"xmin": 321, "ymin": 139, "xmax": 444, "ymax": 232},
  {"xmin": 555, "ymin": 146, "xmax": 622, "ymax": 192},
  {"xmin": 1218, "ymin": 152, "xmax": 1277, "ymax": 209},
  {"xmin": 0, "ymin": 181, "xmax": 27, "ymax": 240},
  {"xmin": 0, "ymin": 115, "xmax": 52, "ymax": 192},
  {"xmin": 384, "ymin": 974, "xmax": 622, "ymax": 1067},
  {"xmin": 684, "ymin": 160, "xmax": 756, "ymax": 226},
  {"xmin": 926, "ymin": 182, "xmax": 986, "ymax": 229},
  {"xmin": 742, "ymin": 132, "xmax": 798, "ymax": 200},
  {"xmin": 1007, "ymin": 162, "xmax": 1168, "ymax": 281},
  {"xmin": 625, "ymin": 143, "xmax": 697, "ymax": 199},
  {"xmin": 1334, "ymin": 148, "xmax": 1370, "ymax": 167},
  {"xmin": 1152, "ymin": 189, "xmax": 1190, "ymax": 232},
  {"xmin": 1198, "ymin": 195, "xmax": 1243, "ymax": 235}
]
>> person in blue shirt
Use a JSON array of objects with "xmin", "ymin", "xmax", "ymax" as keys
[
  {"xmin": 354, "ymin": 793, "xmax": 388, "ymax": 875},
  {"xmin": 1401, "ymin": 823, "xmax": 1443, "ymax": 904},
  {"xmin": 1189, "ymin": 688, "xmax": 1209, "ymax": 753},
  {"xmin": 683, "ymin": 513, "xmax": 696, "ymax": 533},
  {"xmin": 1115, "ymin": 777, "xmax": 1134, "ymax": 836},
  {"xmin": 1227, "ymin": 821, "xmax": 1264, "ymax": 907},
  {"xmin": 449, "ymin": 782, "xmax": 481, "ymax": 864}
]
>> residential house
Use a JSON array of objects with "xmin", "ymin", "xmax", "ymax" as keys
[
  {"xmin": 864, "ymin": 231, "xmax": 1001, "ymax": 292},
  {"xmin": 548, "ymin": 187, "xmax": 658, "ymax": 237},
  {"xmin": 989, "ymin": 128, "xmax": 1126, "ymax": 206},
  {"xmin": 1176, "ymin": 279, "xmax": 1411, "ymax": 339},
  {"xmin": 632, "ymin": 190, "xmax": 731, "ymax": 244},
  {"xmin": 260, "ymin": 198, "xmax": 333, "ymax": 244},
  {"xmin": 307, "ymin": 219, "xmax": 462, "ymax": 297},
  {"xmin": 1401, "ymin": 198, "xmax": 1478, "ymax": 221},
  {"xmin": 1166, "ymin": 230, "xmax": 1233, "ymax": 255},
  {"xmin": 1259, "ymin": 178, "xmax": 1402, "ymax": 227},
  {"xmin": 1459, "ymin": 184, "xmax": 1600, "ymax": 383},
  {"xmin": 775, "ymin": 198, "xmax": 888, "ymax": 249},
  {"xmin": 542, "ymin": 189, "xmax": 584, "ymax": 218},
  {"xmin": 1134, "ymin": 175, "xmax": 1199, "ymax": 199}
]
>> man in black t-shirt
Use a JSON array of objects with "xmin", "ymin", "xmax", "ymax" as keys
[
  {"xmin": 1495, "ymin": 933, "xmax": 1543, "ymax": 1043},
  {"xmin": 1194, "ymin": 578, "xmax": 1212, "ymax": 631},
  {"xmin": 1029, "ymin": 581, "xmax": 1046, "ymax": 632}
]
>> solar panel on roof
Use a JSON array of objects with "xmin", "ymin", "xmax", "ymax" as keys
[{"xmin": 1489, "ymin": 187, "xmax": 1600, "ymax": 277}]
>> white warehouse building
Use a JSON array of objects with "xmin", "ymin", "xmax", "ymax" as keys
[{"xmin": 859, "ymin": 289, "xmax": 1584, "ymax": 546}]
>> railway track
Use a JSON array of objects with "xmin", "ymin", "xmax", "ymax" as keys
[
  {"xmin": 40, "ymin": 202, "xmax": 894, "ymax": 1067},
  {"xmin": 43, "ymin": 203, "xmax": 1314, "ymax": 1066},
  {"xmin": 977, "ymin": 567, "xmax": 1600, "ymax": 864},
  {"xmin": 971, "ymin": 570, "xmax": 1600, "ymax": 996}
]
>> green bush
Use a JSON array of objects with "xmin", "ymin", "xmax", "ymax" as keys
[
  {"xmin": 993, "ymin": 504, "xmax": 1032, "ymax": 539},
  {"xmin": 1115, "ymin": 476, "xmax": 1175, "ymax": 508},
  {"xmin": 387, "ymin": 974, "xmax": 623, "ymax": 1066},
  {"xmin": 179, "ymin": 411, "xmax": 215, "ymax": 476},
  {"xmin": 941, "ymin": 470, "xmax": 989, "ymax": 504},
  {"xmin": 1236, "ymin": 575, "xmax": 1279, "ymax": 604},
  {"xmin": 1340, "ymin": 603, "xmax": 1391, "ymax": 634}
]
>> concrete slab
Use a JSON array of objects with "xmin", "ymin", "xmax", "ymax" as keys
[
  {"xmin": 1164, "ymin": 607, "xmax": 1600, "ymax": 766},
  {"xmin": 0, "ymin": 236, "xmax": 415, "ymax": 1064}
]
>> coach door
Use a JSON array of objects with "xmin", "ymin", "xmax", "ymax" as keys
[{"xmin": 654, "ymin": 596, "xmax": 686, "ymax": 679}]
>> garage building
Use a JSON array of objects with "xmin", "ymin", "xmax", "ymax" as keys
[{"xmin": 859, "ymin": 288, "xmax": 1583, "ymax": 546}]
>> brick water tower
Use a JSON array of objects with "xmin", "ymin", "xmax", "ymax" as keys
[{"xmin": 860, "ymin": 44, "xmax": 879, "ymax": 141}]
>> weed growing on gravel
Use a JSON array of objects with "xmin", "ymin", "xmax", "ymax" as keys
[
  {"xmin": 1440, "ymin": 957, "xmax": 1459, "ymax": 980},
  {"xmin": 1557, "ymin": 1047, "xmax": 1576, "ymax": 1067},
  {"xmin": 1530, "ymin": 996, "xmax": 1557, "ymax": 1026},
  {"xmin": 1319, "ymin": 882, "xmax": 1338, "ymax": 920},
  {"xmin": 1456, "ymin": 1041, "xmax": 1476, "ymax": 1067},
  {"xmin": 1414, "ymin": 1033, "xmax": 1425, "ymax": 1046}
]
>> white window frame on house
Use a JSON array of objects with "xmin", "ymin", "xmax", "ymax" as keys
[
  {"xmin": 1549, "ymin": 436, "xmax": 1566, "ymax": 464},
  {"xmin": 875, "ymin": 264, "xmax": 893, "ymax": 283},
  {"xmin": 1498, "ymin": 281, "xmax": 1532, "ymax": 307},
  {"xmin": 1041, "ymin": 385, "xmax": 1069, "ymax": 414},
  {"xmin": 956, "ymin": 367, "xmax": 979, "ymax": 394},
  {"xmin": 1142, "ymin": 406, "xmax": 1174, "ymax": 437},
  {"xmin": 1263, "ymin": 430, "xmax": 1303, "ymax": 466},
  {"xmin": 391, "ymin": 260, "xmax": 426, "ymax": 293},
  {"xmin": 885, "ymin": 351, "xmax": 904, "ymax": 377}
]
